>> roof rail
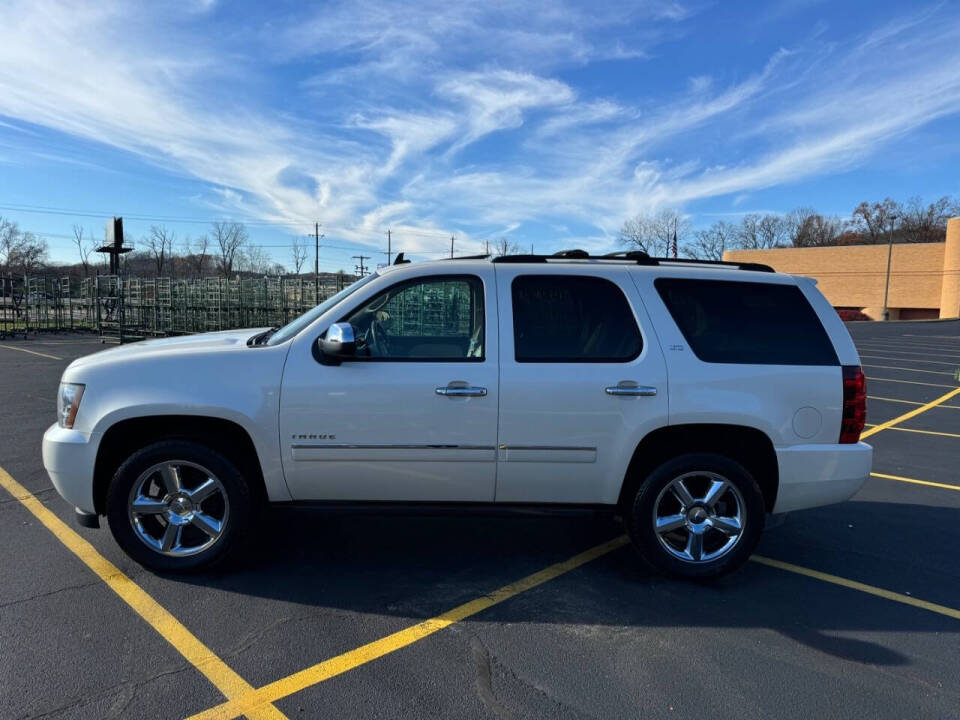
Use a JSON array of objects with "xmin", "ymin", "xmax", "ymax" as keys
[{"xmin": 491, "ymin": 249, "xmax": 774, "ymax": 273}]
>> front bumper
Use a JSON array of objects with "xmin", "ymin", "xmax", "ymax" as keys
[
  {"xmin": 42, "ymin": 423, "xmax": 100, "ymax": 515},
  {"xmin": 772, "ymin": 441, "xmax": 872, "ymax": 514}
]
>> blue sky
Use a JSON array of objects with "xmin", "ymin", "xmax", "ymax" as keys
[{"xmin": 1, "ymin": 0, "xmax": 959, "ymax": 270}]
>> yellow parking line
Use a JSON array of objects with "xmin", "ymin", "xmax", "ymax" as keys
[
  {"xmin": 864, "ymin": 423, "xmax": 960, "ymax": 439},
  {"xmin": 0, "ymin": 344, "xmax": 62, "ymax": 360},
  {"xmin": 867, "ymin": 395, "xmax": 960, "ymax": 410},
  {"xmin": 870, "ymin": 471, "xmax": 960, "ymax": 492},
  {"xmin": 0, "ymin": 467, "xmax": 286, "ymax": 720},
  {"xmin": 189, "ymin": 535, "xmax": 631, "ymax": 720},
  {"xmin": 751, "ymin": 555, "xmax": 960, "ymax": 620},
  {"xmin": 861, "ymin": 386, "xmax": 960, "ymax": 439},
  {"xmin": 866, "ymin": 376, "xmax": 958, "ymax": 389}
]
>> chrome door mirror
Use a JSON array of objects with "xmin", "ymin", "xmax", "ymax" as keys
[{"xmin": 317, "ymin": 322, "xmax": 357, "ymax": 361}]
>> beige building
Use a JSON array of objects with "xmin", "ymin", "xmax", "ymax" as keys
[{"xmin": 723, "ymin": 217, "xmax": 960, "ymax": 320}]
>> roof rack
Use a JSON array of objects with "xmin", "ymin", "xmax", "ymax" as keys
[{"xmin": 491, "ymin": 249, "xmax": 774, "ymax": 273}]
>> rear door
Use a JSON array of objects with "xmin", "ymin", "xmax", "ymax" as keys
[{"xmin": 494, "ymin": 264, "xmax": 669, "ymax": 504}]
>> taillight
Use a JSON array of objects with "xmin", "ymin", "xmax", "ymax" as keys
[{"xmin": 840, "ymin": 365, "xmax": 866, "ymax": 443}]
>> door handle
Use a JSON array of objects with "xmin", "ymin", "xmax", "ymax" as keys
[
  {"xmin": 605, "ymin": 384, "xmax": 657, "ymax": 397},
  {"xmin": 436, "ymin": 385, "xmax": 487, "ymax": 397}
]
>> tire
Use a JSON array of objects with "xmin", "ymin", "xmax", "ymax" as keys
[
  {"xmin": 626, "ymin": 453, "xmax": 765, "ymax": 579},
  {"xmin": 106, "ymin": 439, "xmax": 253, "ymax": 572}
]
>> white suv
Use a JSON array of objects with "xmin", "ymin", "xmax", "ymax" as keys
[{"xmin": 42, "ymin": 251, "xmax": 872, "ymax": 578}]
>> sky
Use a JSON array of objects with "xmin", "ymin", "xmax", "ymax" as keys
[{"xmin": 1, "ymin": 0, "xmax": 960, "ymax": 271}]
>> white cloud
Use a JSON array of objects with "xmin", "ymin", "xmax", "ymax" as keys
[{"xmin": 438, "ymin": 70, "xmax": 575, "ymax": 153}]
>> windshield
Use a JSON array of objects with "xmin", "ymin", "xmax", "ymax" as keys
[{"xmin": 266, "ymin": 272, "xmax": 380, "ymax": 346}]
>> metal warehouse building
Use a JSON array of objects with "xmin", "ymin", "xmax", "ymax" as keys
[{"xmin": 724, "ymin": 217, "xmax": 960, "ymax": 320}]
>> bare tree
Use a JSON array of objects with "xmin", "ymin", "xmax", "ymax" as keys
[
  {"xmin": 788, "ymin": 208, "xmax": 843, "ymax": 247},
  {"xmin": 619, "ymin": 209, "xmax": 690, "ymax": 256},
  {"xmin": 851, "ymin": 198, "xmax": 900, "ymax": 244},
  {"xmin": 143, "ymin": 225, "xmax": 175, "ymax": 276},
  {"xmin": 72, "ymin": 224, "xmax": 95, "ymax": 277},
  {"xmin": 0, "ymin": 217, "xmax": 48, "ymax": 275},
  {"xmin": 183, "ymin": 234, "xmax": 211, "ymax": 278},
  {"xmin": 684, "ymin": 220, "xmax": 736, "ymax": 260},
  {"xmin": 491, "ymin": 237, "xmax": 522, "ymax": 256},
  {"xmin": 900, "ymin": 195, "xmax": 952, "ymax": 243},
  {"xmin": 291, "ymin": 235, "xmax": 309, "ymax": 275},
  {"xmin": 211, "ymin": 221, "xmax": 248, "ymax": 277},
  {"xmin": 738, "ymin": 214, "xmax": 790, "ymax": 249},
  {"xmin": 240, "ymin": 244, "xmax": 272, "ymax": 275}
]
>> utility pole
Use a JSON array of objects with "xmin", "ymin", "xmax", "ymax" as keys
[
  {"xmin": 450, "ymin": 235, "xmax": 455, "ymax": 259},
  {"xmin": 881, "ymin": 214, "xmax": 899, "ymax": 321},
  {"xmin": 485, "ymin": 240, "xmax": 490, "ymax": 256},
  {"xmin": 314, "ymin": 222, "xmax": 320, "ymax": 277},
  {"xmin": 386, "ymin": 229, "xmax": 392, "ymax": 265},
  {"xmin": 352, "ymin": 255, "xmax": 370, "ymax": 278}
]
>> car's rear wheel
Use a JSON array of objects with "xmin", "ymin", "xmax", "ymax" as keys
[
  {"xmin": 626, "ymin": 453, "xmax": 764, "ymax": 579},
  {"xmin": 106, "ymin": 440, "xmax": 252, "ymax": 571}
]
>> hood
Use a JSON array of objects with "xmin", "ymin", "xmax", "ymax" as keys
[{"xmin": 67, "ymin": 328, "xmax": 270, "ymax": 370}]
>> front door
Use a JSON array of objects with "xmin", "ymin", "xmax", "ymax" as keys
[{"xmin": 279, "ymin": 268, "xmax": 499, "ymax": 502}]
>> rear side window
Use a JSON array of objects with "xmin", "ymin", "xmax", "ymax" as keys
[
  {"xmin": 655, "ymin": 278, "xmax": 838, "ymax": 365},
  {"xmin": 512, "ymin": 275, "xmax": 642, "ymax": 362}
]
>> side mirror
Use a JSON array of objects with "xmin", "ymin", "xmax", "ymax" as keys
[{"xmin": 317, "ymin": 322, "xmax": 356, "ymax": 362}]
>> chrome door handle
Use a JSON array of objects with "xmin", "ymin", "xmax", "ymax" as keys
[
  {"xmin": 436, "ymin": 386, "xmax": 487, "ymax": 397},
  {"xmin": 605, "ymin": 385, "xmax": 657, "ymax": 396}
]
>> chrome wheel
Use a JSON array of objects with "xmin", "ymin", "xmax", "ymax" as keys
[
  {"xmin": 652, "ymin": 471, "xmax": 745, "ymax": 563},
  {"xmin": 127, "ymin": 460, "xmax": 230, "ymax": 557}
]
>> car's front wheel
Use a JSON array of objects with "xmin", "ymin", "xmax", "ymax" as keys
[
  {"xmin": 626, "ymin": 453, "xmax": 765, "ymax": 579},
  {"xmin": 106, "ymin": 439, "xmax": 253, "ymax": 571}
]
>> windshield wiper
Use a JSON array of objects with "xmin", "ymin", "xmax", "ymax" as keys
[{"xmin": 251, "ymin": 327, "xmax": 280, "ymax": 346}]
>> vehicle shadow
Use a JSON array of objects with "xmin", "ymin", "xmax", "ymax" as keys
[{"xmin": 166, "ymin": 500, "xmax": 960, "ymax": 669}]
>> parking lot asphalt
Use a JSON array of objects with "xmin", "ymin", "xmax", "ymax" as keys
[{"xmin": 1, "ymin": 323, "xmax": 958, "ymax": 720}]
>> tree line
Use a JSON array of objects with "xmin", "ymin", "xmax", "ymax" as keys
[
  {"xmin": 0, "ymin": 218, "xmax": 347, "ymax": 281},
  {"xmin": 620, "ymin": 195, "xmax": 960, "ymax": 261}
]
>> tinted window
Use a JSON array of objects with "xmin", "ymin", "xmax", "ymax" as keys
[
  {"xmin": 655, "ymin": 278, "xmax": 838, "ymax": 365},
  {"xmin": 512, "ymin": 275, "xmax": 642, "ymax": 362},
  {"xmin": 344, "ymin": 275, "xmax": 484, "ymax": 360}
]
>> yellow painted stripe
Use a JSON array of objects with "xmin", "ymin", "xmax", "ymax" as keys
[
  {"xmin": 870, "ymin": 471, "xmax": 960, "ymax": 492},
  {"xmin": 864, "ymin": 423, "xmax": 960, "ymax": 439},
  {"xmin": 861, "ymin": 386, "xmax": 960, "ymax": 438},
  {"xmin": 867, "ymin": 395, "xmax": 960, "ymax": 410},
  {"xmin": 189, "ymin": 535, "xmax": 631, "ymax": 720},
  {"xmin": 0, "ymin": 343, "xmax": 62, "ymax": 360},
  {"xmin": 865, "ymin": 376, "xmax": 958, "ymax": 389},
  {"xmin": 0, "ymin": 467, "xmax": 286, "ymax": 720},
  {"xmin": 750, "ymin": 555, "xmax": 960, "ymax": 620},
  {"xmin": 861, "ymin": 363, "xmax": 955, "ymax": 376}
]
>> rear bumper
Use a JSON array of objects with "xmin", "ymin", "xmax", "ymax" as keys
[
  {"xmin": 772, "ymin": 442, "xmax": 872, "ymax": 514},
  {"xmin": 42, "ymin": 423, "xmax": 100, "ymax": 515}
]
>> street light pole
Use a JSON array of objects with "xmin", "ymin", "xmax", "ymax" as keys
[{"xmin": 881, "ymin": 214, "xmax": 898, "ymax": 321}]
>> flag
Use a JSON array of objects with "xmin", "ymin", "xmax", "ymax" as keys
[{"xmin": 671, "ymin": 227, "xmax": 678, "ymax": 258}]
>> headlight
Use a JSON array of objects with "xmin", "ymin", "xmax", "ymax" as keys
[{"xmin": 57, "ymin": 383, "xmax": 85, "ymax": 429}]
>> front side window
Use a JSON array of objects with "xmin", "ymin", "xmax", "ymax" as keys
[
  {"xmin": 512, "ymin": 275, "xmax": 642, "ymax": 362},
  {"xmin": 343, "ymin": 275, "xmax": 484, "ymax": 360}
]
